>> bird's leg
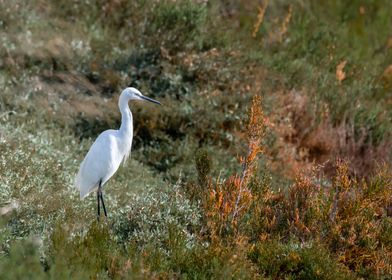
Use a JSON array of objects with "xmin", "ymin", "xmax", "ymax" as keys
[
  {"xmin": 97, "ymin": 188, "xmax": 101, "ymax": 221},
  {"xmin": 98, "ymin": 180, "xmax": 107, "ymax": 218},
  {"xmin": 100, "ymin": 192, "xmax": 108, "ymax": 218},
  {"xmin": 100, "ymin": 194, "xmax": 108, "ymax": 218}
]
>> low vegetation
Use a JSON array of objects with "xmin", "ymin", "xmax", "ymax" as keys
[{"xmin": 1, "ymin": 0, "xmax": 391, "ymax": 279}]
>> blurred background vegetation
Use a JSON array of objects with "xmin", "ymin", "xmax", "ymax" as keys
[{"xmin": 0, "ymin": 0, "xmax": 391, "ymax": 279}]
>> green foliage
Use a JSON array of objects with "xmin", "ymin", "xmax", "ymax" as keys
[
  {"xmin": 353, "ymin": 107, "xmax": 388, "ymax": 145},
  {"xmin": 48, "ymin": 222, "xmax": 125, "ymax": 279},
  {"xmin": 195, "ymin": 149, "xmax": 212, "ymax": 187},
  {"xmin": 0, "ymin": 238, "xmax": 46, "ymax": 280},
  {"xmin": 151, "ymin": 0, "xmax": 207, "ymax": 51},
  {"xmin": 112, "ymin": 180, "xmax": 201, "ymax": 251},
  {"xmin": 249, "ymin": 240, "xmax": 354, "ymax": 280}
]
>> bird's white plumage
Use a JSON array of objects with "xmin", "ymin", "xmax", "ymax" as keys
[
  {"xmin": 74, "ymin": 87, "xmax": 159, "ymax": 200},
  {"xmin": 75, "ymin": 129, "xmax": 131, "ymax": 199}
]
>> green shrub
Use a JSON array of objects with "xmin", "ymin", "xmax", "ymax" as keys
[
  {"xmin": 112, "ymin": 180, "xmax": 201, "ymax": 252},
  {"xmin": 0, "ymin": 238, "xmax": 46, "ymax": 280},
  {"xmin": 249, "ymin": 240, "xmax": 355, "ymax": 280},
  {"xmin": 151, "ymin": 0, "xmax": 207, "ymax": 50}
]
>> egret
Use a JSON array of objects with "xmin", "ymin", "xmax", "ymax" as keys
[{"xmin": 74, "ymin": 87, "xmax": 161, "ymax": 220}]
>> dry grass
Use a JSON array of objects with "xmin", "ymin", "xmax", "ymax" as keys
[{"xmin": 267, "ymin": 89, "xmax": 391, "ymax": 178}]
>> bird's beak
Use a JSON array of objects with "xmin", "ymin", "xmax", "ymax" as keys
[{"xmin": 140, "ymin": 95, "xmax": 161, "ymax": 105}]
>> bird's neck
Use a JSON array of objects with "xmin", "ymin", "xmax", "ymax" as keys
[{"xmin": 119, "ymin": 103, "xmax": 133, "ymax": 135}]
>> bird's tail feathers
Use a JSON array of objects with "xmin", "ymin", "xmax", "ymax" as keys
[
  {"xmin": 75, "ymin": 177, "xmax": 99, "ymax": 200},
  {"xmin": 74, "ymin": 174, "xmax": 91, "ymax": 200},
  {"xmin": 77, "ymin": 184, "xmax": 97, "ymax": 200}
]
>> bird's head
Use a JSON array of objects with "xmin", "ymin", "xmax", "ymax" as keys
[{"xmin": 121, "ymin": 87, "xmax": 161, "ymax": 105}]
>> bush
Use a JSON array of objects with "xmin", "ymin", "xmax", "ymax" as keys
[{"xmin": 249, "ymin": 240, "xmax": 354, "ymax": 280}]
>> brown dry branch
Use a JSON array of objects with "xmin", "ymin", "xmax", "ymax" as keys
[
  {"xmin": 267, "ymin": 5, "xmax": 292, "ymax": 44},
  {"xmin": 277, "ymin": 5, "xmax": 292, "ymax": 42},
  {"xmin": 205, "ymin": 95, "xmax": 265, "ymax": 238},
  {"xmin": 232, "ymin": 95, "xmax": 264, "ymax": 220},
  {"xmin": 248, "ymin": 157, "xmax": 391, "ymax": 275},
  {"xmin": 327, "ymin": 160, "xmax": 392, "ymax": 275},
  {"xmin": 252, "ymin": 0, "xmax": 269, "ymax": 38}
]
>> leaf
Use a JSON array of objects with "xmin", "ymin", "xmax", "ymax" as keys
[{"xmin": 336, "ymin": 60, "xmax": 347, "ymax": 84}]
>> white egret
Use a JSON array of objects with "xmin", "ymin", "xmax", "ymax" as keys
[{"xmin": 74, "ymin": 87, "xmax": 161, "ymax": 220}]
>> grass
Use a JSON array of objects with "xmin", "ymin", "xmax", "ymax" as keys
[{"xmin": 0, "ymin": 0, "xmax": 391, "ymax": 279}]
